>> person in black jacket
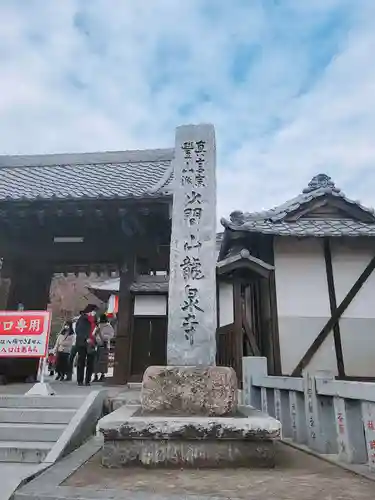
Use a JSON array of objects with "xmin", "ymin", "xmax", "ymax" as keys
[{"xmin": 74, "ymin": 305, "xmax": 98, "ymax": 386}]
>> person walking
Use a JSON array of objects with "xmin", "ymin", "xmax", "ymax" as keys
[
  {"xmin": 53, "ymin": 320, "xmax": 75, "ymax": 381},
  {"xmin": 74, "ymin": 305, "xmax": 98, "ymax": 386},
  {"xmin": 93, "ymin": 314, "xmax": 115, "ymax": 382},
  {"xmin": 66, "ymin": 315, "xmax": 78, "ymax": 381}
]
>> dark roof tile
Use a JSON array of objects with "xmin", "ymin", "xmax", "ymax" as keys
[
  {"xmin": 0, "ymin": 149, "xmax": 174, "ymax": 201},
  {"xmin": 229, "ymin": 219, "xmax": 375, "ymax": 237},
  {"xmin": 222, "ymin": 174, "xmax": 375, "ymax": 238}
]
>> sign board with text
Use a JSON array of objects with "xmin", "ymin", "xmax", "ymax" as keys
[{"xmin": 0, "ymin": 311, "xmax": 51, "ymax": 358}]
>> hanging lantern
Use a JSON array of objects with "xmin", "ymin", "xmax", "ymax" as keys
[{"xmin": 106, "ymin": 294, "xmax": 119, "ymax": 317}]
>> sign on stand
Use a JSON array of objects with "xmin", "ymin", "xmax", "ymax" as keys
[
  {"xmin": 0, "ymin": 310, "xmax": 54, "ymax": 396},
  {"xmin": 0, "ymin": 311, "xmax": 51, "ymax": 358}
]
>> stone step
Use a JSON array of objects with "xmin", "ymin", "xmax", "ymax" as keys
[
  {"xmin": 110, "ymin": 391, "xmax": 141, "ymax": 411},
  {"xmin": 0, "ymin": 441, "xmax": 53, "ymax": 463},
  {"xmin": 0, "ymin": 395, "xmax": 82, "ymax": 409},
  {"xmin": 0, "ymin": 407, "xmax": 76, "ymax": 424},
  {"xmin": 0, "ymin": 423, "xmax": 65, "ymax": 442},
  {"xmin": 128, "ymin": 383, "xmax": 142, "ymax": 390}
]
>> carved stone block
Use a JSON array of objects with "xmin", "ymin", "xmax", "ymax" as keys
[{"xmin": 141, "ymin": 365, "xmax": 238, "ymax": 416}]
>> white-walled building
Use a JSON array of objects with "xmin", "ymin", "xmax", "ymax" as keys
[
  {"xmin": 219, "ymin": 173, "xmax": 375, "ymax": 380},
  {"xmin": 89, "ymin": 173, "xmax": 375, "ymax": 383}
]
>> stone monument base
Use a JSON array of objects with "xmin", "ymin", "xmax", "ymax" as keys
[
  {"xmin": 141, "ymin": 365, "xmax": 238, "ymax": 416},
  {"xmin": 99, "ymin": 404, "xmax": 281, "ymax": 468},
  {"xmin": 98, "ymin": 365, "xmax": 281, "ymax": 468}
]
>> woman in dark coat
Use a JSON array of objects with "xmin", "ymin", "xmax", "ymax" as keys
[{"xmin": 74, "ymin": 305, "xmax": 98, "ymax": 386}]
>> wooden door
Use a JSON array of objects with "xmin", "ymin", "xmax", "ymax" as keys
[{"xmin": 130, "ymin": 316, "xmax": 167, "ymax": 380}]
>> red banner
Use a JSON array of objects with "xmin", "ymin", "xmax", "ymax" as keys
[{"xmin": 0, "ymin": 311, "xmax": 51, "ymax": 358}]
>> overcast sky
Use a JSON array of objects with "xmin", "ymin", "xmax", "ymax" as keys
[{"xmin": 1, "ymin": 0, "xmax": 374, "ymax": 219}]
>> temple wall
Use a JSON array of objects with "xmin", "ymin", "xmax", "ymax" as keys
[
  {"xmin": 218, "ymin": 282, "xmax": 234, "ymax": 327},
  {"xmin": 134, "ymin": 295, "xmax": 167, "ymax": 316},
  {"xmin": 274, "ymin": 237, "xmax": 336, "ymax": 375},
  {"xmin": 274, "ymin": 236, "xmax": 375, "ymax": 377},
  {"xmin": 331, "ymin": 239, "xmax": 375, "ymax": 376}
]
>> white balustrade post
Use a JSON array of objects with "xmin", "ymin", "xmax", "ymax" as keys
[
  {"xmin": 333, "ymin": 397, "xmax": 351, "ymax": 462},
  {"xmin": 303, "ymin": 371, "xmax": 337, "ymax": 454},
  {"xmin": 289, "ymin": 390, "xmax": 307, "ymax": 444},
  {"xmin": 334, "ymin": 397, "xmax": 367, "ymax": 464},
  {"xmin": 261, "ymin": 387, "xmax": 268, "ymax": 414},
  {"xmin": 361, "ymin": 402, "xmax": 375, "ymax": 471},
  {"xmin": 275, "ymin": 389, "xmax": 292, "ymax": 438},
  {"xmin": 242, "ymin": 356, "xmax": 267, "ymax": 409}
]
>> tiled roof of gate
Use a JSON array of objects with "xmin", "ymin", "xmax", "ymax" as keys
[
  {"xmin": 0, "ymin": 149, "xmax": 175, "ymax": 201},
  {"xmin": 88, "ymin": 275, "xmax": 169, "ymax": 294},
  {"xmin": 221, "ymin": 174, "xmax": 375, "ymax": 237}
]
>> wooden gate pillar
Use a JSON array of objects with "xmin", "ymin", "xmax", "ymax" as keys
[
  {"xmin": 1, "ymin": 260, "xmax": 53, "ymax": 383},
  {"xmin": 113, "ymin": 251, "xmax": 136, "ymax": 385},
  {"xmin": 0, "ymin": 258, "xmax": 12, "ymax": 311},
  {"xmin": 6, "ymin": 261, "xmax": 52, "ymax": 311}
]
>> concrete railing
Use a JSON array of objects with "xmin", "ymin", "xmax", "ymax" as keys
[{"xmin": 243, "ymin": 356, "xmax": 375, "ymax": 472}]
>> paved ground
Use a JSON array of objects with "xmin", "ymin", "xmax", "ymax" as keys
[
  {"xmin": 5, "ymin": 375, "xmax": 375, "ymax": 499},
  {"xmin": 0, "ymin": 367, "xmax": 118, "ymax": 395},
  {"xmin": 0, "ymin": 463, "xmax": 45, "ymax": 500},
  {"xmin": 62, "ymin": 442, "xmax": 374, "ymax": 500},
  {"xmin": 0, "ymin": 370, "xmax": 134, "ymax": 500}
]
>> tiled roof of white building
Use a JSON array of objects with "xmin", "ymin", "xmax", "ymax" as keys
[{"xmin": 221, "ymin": 174, "xmax": 375, "ymax": 237}]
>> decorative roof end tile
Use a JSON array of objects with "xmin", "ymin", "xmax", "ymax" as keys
[
  {"xmin": 302, "ymin": 173, "xmax": 341, "ymax": 194},
  {"xmin": 230, "ymin": 210, "xmax": 245, "ymax": 225}
]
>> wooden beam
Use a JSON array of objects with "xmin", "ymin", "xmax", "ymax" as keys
[
  {"xmin": 0, "ymin": 240, "xmax": 125, "ymax": 264},
  {"xmin": 292, "ymin": 253, "xmax": 375, "ymax": 376},
  {"xmin": 216, "ymin": 323, "xmax": 234, "ymax": 335},
  {"xmin": 233, "ymin": 274, "xmax": 243, "ymax": 384},
  {"xmin": 215, "ymin": 279, "xmax": 220, "ymax": 364},
  {"xmin": 285, "ymin": 195, "xmax": 375, "ymax": 223},
  {"xmin": 112, "ymin": 249, "xmax": 136, "ymax": 385},
  {"xmin": 217, "ymin": 257, "xmax": 272, "ymax": 279},
  {"xmin": 337, "ymin": 376, "xmax": 375, "ymax": 382},
  {"xmin": 266, "ymin": 236, "xmax": 282, "ymax": 375},
  {"xmin": 242, "ymin": 315, "xmax": 260, "ymax": 356},
  {"xmin": 269, "ymin": 271, "xmax": 282, "ymax": 375},
  {"xmin": 323, "ymin": 238, "xmax": 345, "ymax": 377}
]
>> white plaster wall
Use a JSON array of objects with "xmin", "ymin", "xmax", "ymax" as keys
[
  {"xmin": 274, "ymin": 237, "xmax": 337, "ymax": 375},
  {"xmin": 274, "ymin": 237, "xmax": 330, "ymax": 318},
  {"xmin": 331, "ymin": 239, "xmax": 375, "ymax": 376},
  {"xmin": 133, "ymin": 295, "xmax": 167, "ymax": 316},
  {"xmin": 219, "ymin": 282, "xmax": 234, "ymax": 327},
  {"xmin": 331, "ymin": 239, "xmax": 375, "ymax": 319}
]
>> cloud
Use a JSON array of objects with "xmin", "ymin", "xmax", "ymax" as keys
[{"xmin": 0, "ymin": 0, "xmax": 374, "ymax": 221}]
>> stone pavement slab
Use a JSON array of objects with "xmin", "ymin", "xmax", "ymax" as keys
[
  {"xmin": 14, "ymin": 436, "xmax": 375, "ymax": 500},
  {"xmin": 0, "ymin": 463, "xmax": 46, "ymax": 500}
]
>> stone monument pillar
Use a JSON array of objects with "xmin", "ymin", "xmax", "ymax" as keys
[
  {"xmin": 141, "ymin": 124, "xmax": 237, "ymax": 417},
  {"xmin": 99, "ymin": 124, "xmax": 282, "ymax": 469},
  {"xmin": 167, "ymin": 123, "xmax": 217, "ymax": 366}
]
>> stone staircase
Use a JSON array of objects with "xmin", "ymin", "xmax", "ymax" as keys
[{"xmin": 0, "ymin": 395, "xmax": 84, "ymax": 463}]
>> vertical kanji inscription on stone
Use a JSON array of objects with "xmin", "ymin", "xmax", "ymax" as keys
[{"xmin": 167, "ymin": 124, "xmax": 217, "ymax": 366}]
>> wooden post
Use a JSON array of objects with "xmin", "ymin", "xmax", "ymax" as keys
[
  {"xmin": 112, "ymin": 251, "xmax": 135, "ymax": 385},
  {"xmin": 0, "ymin": 258, "xmax": 11, "ymax": 311},
  {"xmin": 323, "ymin": 238, "xmax": 345, "ymax": 377},
  {"xmin": 233, "ymin": 274, "xmax": 243, "ymax": 384},
  {"xmin": 268, "ymin": 272, "xmax": 281, "ymax": 375}
]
